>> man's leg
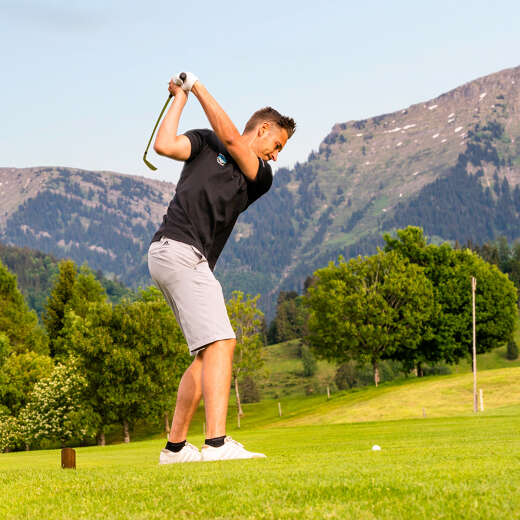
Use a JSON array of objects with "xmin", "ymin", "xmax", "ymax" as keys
[
  {"xmin": 200, "ymin": 338, "xmax": 236, "ymax": 438},
  {"xmin": 168, "ymin": 354, "xmax": 204, "ymax": 442},
  {"xmin": 199, "ymin": 338, "xmax": 266, "ymax": 461}
]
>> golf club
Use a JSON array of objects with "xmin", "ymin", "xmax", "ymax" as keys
[{"xmin": 143, "ymin": 72, "xmax": 186, "ymax": 170}]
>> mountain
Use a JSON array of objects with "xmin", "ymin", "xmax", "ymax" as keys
[
  {"xmin": 0, "ymin": 167, "xmax": 172, "ymax": 287},
  {"xmin": 2, "ymin": 65, "xmax": 520, "ymax": 317},
  {"xmin": 218, "ymin": 65, "xmax": 520, "ymax": 313}
]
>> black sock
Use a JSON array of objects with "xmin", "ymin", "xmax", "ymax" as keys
[
  {"xmin": 165, "ymin": 440, "xmax": 186, "ymax": 453},
  {"xmin": 205, "ymin": 435, "xmax": 226, "ymax": 447}
]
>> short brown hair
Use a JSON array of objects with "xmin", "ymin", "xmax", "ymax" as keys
[{"xmin": 244, "ymin": 107, "xmax": 296, "ymax": 139}]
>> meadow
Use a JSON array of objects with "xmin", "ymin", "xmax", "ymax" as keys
[{"xmin": 2, "ymin": 364, "xmax": 520, "ymax": 519}]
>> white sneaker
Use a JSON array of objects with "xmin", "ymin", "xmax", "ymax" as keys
[
  {"xmin": 201, "ymin": 436, "xmax": 266, "ymax": 461},
  {"xmin": 158, "ymin": 442, "xmax": 201, "ymax": 464}
]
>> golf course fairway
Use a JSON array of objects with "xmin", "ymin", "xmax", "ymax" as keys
[{"xmin": 2, "ymin": 394, "xmax": 519, "ymax": 518}]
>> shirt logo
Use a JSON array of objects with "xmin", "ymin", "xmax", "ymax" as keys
[{"xmin": 217, "ymin": 153, "xmax": 228, "ymax": 167}]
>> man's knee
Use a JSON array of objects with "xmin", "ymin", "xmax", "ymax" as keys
[{"xmin": 199, "ymin": 338, "xmax": 236, "ymax": 357}]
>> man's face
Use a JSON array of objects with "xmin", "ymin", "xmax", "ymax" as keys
[{"xmin": 255, "ymin": 123, "xmax": 288, "ymax": 162}]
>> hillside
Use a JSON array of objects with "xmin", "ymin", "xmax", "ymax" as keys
[
  {"xmin": 219, "ymin": 65, "xmax": 520, "ymax": 314},
  {"xmin": 181, "ymin": 365, "xmax": 520, "ymax": 436},
  {"xmin": 0, "ymin": 241, "xmax": 133, "ymax": 316},
  {"xmin": 0, "ymin": 167, "xmax": 172, "ymax": 288},
  {"xmin": 2, "ymin": 65, "xmax": 520, "ymax": 316}
]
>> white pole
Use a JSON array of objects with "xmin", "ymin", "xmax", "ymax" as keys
[
  {"xmin": 480, "ymin": 389, "xmax": 484, "ymax": 412},
  {"xmin": 472, "ymin": 277, "xmax": 478, "ymax": 413},
  {"xmin": 327, "ymin": 385, "xmax": 330, "ymax": 399},
  {"xmin": 278, "ymin": 402, "xmax": 282, "ymax": 417}
]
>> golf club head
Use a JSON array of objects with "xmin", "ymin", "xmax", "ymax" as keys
[
  {"xmin": 142, "ymin": 93, "xmax": 173, "ymax": 172},
  {"xmin": 143, "ymin": 152, "xmax": 157, "ymax": 171}
]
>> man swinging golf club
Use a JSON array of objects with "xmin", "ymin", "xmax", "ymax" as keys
[{"xmin": 147, "ymin": 71, "xmax": 295, "ymax": 463}]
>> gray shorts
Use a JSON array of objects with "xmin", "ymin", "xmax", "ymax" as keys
[{"xmin": 147, "ymin": 237, "xmax": 235, "ymax": 355}]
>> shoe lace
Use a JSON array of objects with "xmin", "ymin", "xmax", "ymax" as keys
[
  {"xmin": 225, "ymin": 436, "xmax": 243, "ymax": 448},
  {"xmin": 185, "ymin": 442, "xmax": 199, "ymax": 451}
]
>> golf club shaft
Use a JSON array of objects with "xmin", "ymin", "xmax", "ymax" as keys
[{"xmin": 143, "ymin": 93, "xmax": 173, "ymax": 170}]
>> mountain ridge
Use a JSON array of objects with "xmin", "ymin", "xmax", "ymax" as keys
[{"xmin": 2, "ymin": 65, "xmax": 520, "ymax": 317}]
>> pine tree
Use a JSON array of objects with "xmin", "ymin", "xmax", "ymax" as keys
[
  {"xmin": 43, "ymin": 260, "xmax": 106, "ymax": 358},
  {"xmin": 43, "ymin": 260, "xmax": 77, "ymax": 354},
  {"xmin": 0, "ymin": 260, "xmax": 47, "ymax": 355}
]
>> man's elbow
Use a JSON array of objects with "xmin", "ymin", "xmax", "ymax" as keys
[
  {"xmin": 153, "ymin": 141, "xmax": 166, "ymax": 156},
  {"xmin": 222, "ymin": 130, "xmax": 242, "ymax": 149}
]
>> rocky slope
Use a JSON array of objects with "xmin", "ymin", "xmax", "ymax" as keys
[{"xmin": 0, "ymin": 167, "xmax": 173, "ymax": 285}]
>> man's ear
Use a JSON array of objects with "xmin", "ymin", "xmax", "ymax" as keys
[{"xmin": 258, "ymin": 122, "xmax": 270, "ymax": 137}]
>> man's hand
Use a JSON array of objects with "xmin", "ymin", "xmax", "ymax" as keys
[
  {"xmin": 152, "ymin": 77, "xmax": 191, "ymax": 161},
  {"xmin": 174, "ymin": 71, "xmax": 199, "ymax": 92},
  {"xmin": 168, "ymin": 78, "xmax": 188, "ymax": 99}
]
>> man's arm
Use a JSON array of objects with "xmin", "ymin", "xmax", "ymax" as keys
[
  {"xmin": 191, "ymin": 82, "xmax": 259, "ymax": 181},
  {"xmin": 153, "ymin": 80, "xmax": 191, "ymax": 161}
]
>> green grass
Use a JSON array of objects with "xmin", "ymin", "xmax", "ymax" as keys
[
  {"xmin": 2, "ymin": 414, "xmax": 520, "ymax": 519},
  {"xmin": 452, "ymin": 344, "xmax": 520, "ymax": 372},
  {"xmin": 191, "ymin": 366, "xmax": 520, "ymax": 435},
  {"xmin": 3, "ymin": 365, "xmax": 520, "ymax": 518},
  {"xmin": 267, "ymin": 367, "xmax": 520, "ymax": 427},
  {"xmin": 3, "ymin": 339, "xmax": 520, "ymax": 518}
]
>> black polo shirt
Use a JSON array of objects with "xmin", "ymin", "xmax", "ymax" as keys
[{"xmin": 151, "ymin": 129, "xmax": 273, "ymax": 270}]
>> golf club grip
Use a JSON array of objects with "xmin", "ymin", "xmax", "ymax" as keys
[{"xmin": 143, "ymin": 94, "xmax": 173, "ymax": 171}]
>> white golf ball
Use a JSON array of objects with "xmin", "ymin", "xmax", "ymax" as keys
[{"xmin": 372, "ymin": 444, "xmax": 381, "ymax": 451}]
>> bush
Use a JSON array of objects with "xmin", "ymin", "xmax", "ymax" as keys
[
  {"xmin": 422, "ymin": 364, "xmax": 452, "ymax": 376},
  {"xmin": 17, "ymin": 359, "xmax": 95, "ymax": 448},
  {"xmin": 240, "ymin": 376, "xmax": 261, "ymax": 403},
  {"xmin": 506, "ymin": 340, "xmax": 519, "ymax": 360},
  {"xmin": 301, "ymin": 344, "xmax": 317, "ymax": 377},
  {"xmin": 335, "ymin": 361, "xmax": 373, "ymax": 390},
  {"xmin": 0, "ymin": 414, "xmax": 23, "ymax": 452},
  {"xmin": 335, "ymin": 359, "xmax": 406, "ymax": 389}
]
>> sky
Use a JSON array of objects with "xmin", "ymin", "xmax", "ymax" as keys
[{"xmin": 2, "ymin": 0, "xmax": 520, "ymax": 183}]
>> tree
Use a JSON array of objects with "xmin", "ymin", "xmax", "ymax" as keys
[
  {"xmin": 0, "ymin": 260, "xmax": 48, "ymax": 355},
  {"xmin": 506, "ymin": 339, "xmax": 519, "ymax": 360},
  {"xmin": 18, "ymin": 359, "xmax": 95, "ymax": 448},
  {"xmin": 305, "ymin": 250, "xmax": 435, "ymax": 386},
  {"xmin": 43, "ymin": 260, "xmax": 106, "ymax": 358},
  {"xmin": 300, "ymin": 343, "xmax": 317, "ymax": 377},
  {"xmin": 0, "ymin": 351, "xmax": 54, "ymax": 416},
  {"xmin": 70, "ymin": 265, "xmax": 107, "ymax": 317},
  {"xmin": 268, "ymin": 291, "xmax": 308, "ymax": 344},
  {"xmin": 239, "ymin": 376, "xmax": 261, "ymax": 403},
  {"xmin": 42, "ymin": 260, "xmax": 77, "ymax": 351},
  {"xmin": 226, "ymin": 291, "xmax": 265, "ymax": 416},
  {"xmin": 132, "ymin": 287, "xmax": 190, "ymax": 435},
  {"xmin": 0, "ymin": 334, "xmax": 8, "ymax": 369},
  {"xmin": 61, "ymin": 287, "xmax": 189, "ymax": 444},
  {"xmin": 108, "ymin": 290, "xmax": 190, "ymax": 442},
  {"xmin": 384, "ymin": 227, "xmax": 518, "ymax": 366},
  {"xmin": 59, "ymin": 303, "xmax": 116, "ymax": 444},
  {"xmin": 0, "ymin": 413, "xmax": 23, "ymax": 452}
]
